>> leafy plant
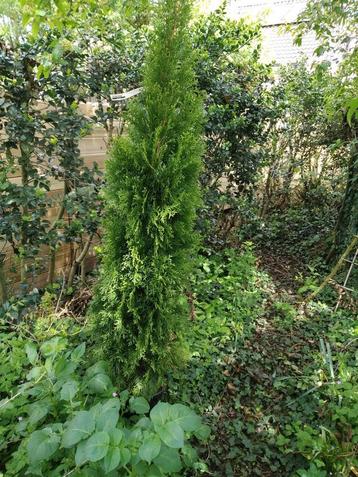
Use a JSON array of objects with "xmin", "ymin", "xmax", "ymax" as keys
[
  {"xmin": 0, "ymin": 32, "xmax": 99, "ymax": 294},
  {"xmin": 0, "ymin": 325, "xmax": 28, "ymax": 395},
  {"xmin": 167, "ymin": 245, "xmax": 269, "ymax": 462},
  {"xmin": 0, "ymin": 4, "xmax": 149, "ymax": 299},
  {"xmin": 192, "ymin": 5, "xmax": 273, "ymax": 245},
  {"xmin": 260, "ymin": 60, "xmax": 341, "ymax": 216},
  {"xmin": 0, "ymin": 336, "xmax": 209, "ymax": 476},
  {"xmin": 167, "ymin": 243, "xmax": 357, "ymax": 476},
  {"xmin": 276, "ymin": 316, "xmax": 358, "ymax": 477}
]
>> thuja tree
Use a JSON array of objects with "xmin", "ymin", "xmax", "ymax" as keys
[{"xmin": 92, "ymin": 0, "xmax": 203, "ymax": 391}]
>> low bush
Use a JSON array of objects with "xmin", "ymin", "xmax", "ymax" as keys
[{"xmin": 0, "ymin": 335, "xmax": 209, "ymax": 476}]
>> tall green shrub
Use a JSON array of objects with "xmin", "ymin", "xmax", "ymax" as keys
[
  {"xmin": 92, "ymin": 0, "xmax": 204, "ymax": 391},
  {"xmin": 192, "ymin": 6, "xmax": 273, "ymax": 245}
]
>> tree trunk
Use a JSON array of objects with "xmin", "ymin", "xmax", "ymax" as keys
[
  {"xmin": 67, "ymin": 235, "xmax": 94, "ymax": 290},
  {"xmin": 327, "ymin": 130, "xmax": 358, "ymax": 261},
  {"xmin": 48, "ymin": 180, "xmax": 70, "ymax": 284},
  {"xmin": 0, "ymin": 253, "xmax": 8, "ymax": 305},
  {"xmin": 305, "ymin": 234, "xmax": 358, "ymax": 305},
  {"xmin": 260, "ymin": 163, "xmax": 275, "ymax": 218},
  {"xmin": 20, "ymin": 160, "xmax": 29, "ymax": 285}
]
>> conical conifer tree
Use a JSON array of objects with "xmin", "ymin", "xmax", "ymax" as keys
[{"xmin": 92, "ymin": 0, "xmax": 204, "ymax": 391}]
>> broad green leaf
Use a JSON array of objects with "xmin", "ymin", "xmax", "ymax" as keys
[
  {"xmin": 136, "ymin": 417, "xmax": 152, "ymax": 429},
  {"xmin": 147, "ymin": 465, "xmax": 163, "ymax": 477},
  {"xmin": 47, "ymin": 423, "xmax": 63, "ymax": 433},
  {"xmin": 15, "ymin": 417, "xmax": 28, "ymax": 432},
  {"xmin": 103, "ymin": 447, "xmax": 121, "ymax": 473},
  {"xmin": 25, "ymin": 342, "xmax": 38, "ymax": 365},
  {"xmin": 102, "ymin": 398, "xmax": 121, "ymax": 413},
  {"xmin": 133, "ymin": 462, "xmax": 150, "ymax": 474},
  {"xmin": 45, "ymin": 357, "xmax": 53, "ymax": 376},
  {"xmin": 0, "ymin": 398, "xmax": 14, "ymax": 411},
  {"xmin": 40, "ymin": 337, "xmax": 67, "ymax": 357},
  {"xmin": 138, "ymin": 435, "xmax": 161, "ymax": 463},
  {"xmin": 119, "ymin": 389, "xmax": 129, "ymax": 407},
  {"xmin": 194, "ymin": 424, "xmax": 211, "ymax": 441},
  {"xmin": 84, "ymin": 431, "xmax": 110, "ymax": 462},
  {"xmin": 119, "ymin": 448, "xmax": 131, "ymax": 466},
  {"xmin": 153, "ymin": 445, "xmax": 182, "ymax": 473},
  {"xmin": 62, "ymin": 411, "xmax": 95, "ymax": 448},
  {"xmin": 28, "ymin": 402, "xmax": 50, "ymax": 425},
  {"xmin": 85, "ymin": 361, "xmax": 108, "ymax": 378},
  {"xmin": 71, "ymin": 343, "xmax": 86, "ymax": 362},
  {"xmin": 26, "ymin": 465, "xmax": 46, "ymax": 477},
  {"xmin": 28, "ymin": 428, "xmax": 60, "ymax": 463},
  {"xmin": 156, "ymin": 421, "xmax": 184, "ymax": 449},
  {"xmin": 87, "ymin": 373, "xmax": 112, "ymax": 394},
  {"xmin": 54, "ymin": 356, "xmax": 76, "ymax": 379},
  {"xmin": 27, "ymin": 366, "xmax": 42, "ymax": 381},
  {"xmin": 130, "ymin": 396, "xmax": 150, "ymax": 415},
  {"xmin": 150, "ymin": 402, "xmax": 171, "ymax": 427},
  {"xmin": 169, "ymin": 404, "xmax": 202, "ymax": 432},
  {"xmin": 182, "ymin": 444, "xmax": 199, "ymax": 466},
  {"xmin": 89, "ymin": 402, "xmax": 103, "ymax": 421},
  {"xmin": 60, "ymin": 380, "xmax": 79, "ymax": 401},
  {"xmin": 109, "ymin": 428, "xmax": 124, "ymax": 445},
  {"xmin": 347, "ymin": 97, "xmax": 358, "ymax": 126},
  {"xmin": 133, "ymin": 462, "xmax": 163, "ymax": 477},
  {"xmin": 128, "ymin": 428, "xmax": 143, "ymax": 446},
  {"xmin": 75, "ymin": 439, "xmax": 88, "ymax": 467},
  {"xmin": 96, "ymin": 407, "xmax": 119, "ymax": 431}
]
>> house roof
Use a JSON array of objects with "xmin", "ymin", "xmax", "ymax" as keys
[
  {"xmin": 227, "ymin": 0, "xmax": 318, "ymax": 64},
  {"xmin": 260, "ymin": 25, "xmax": 318, "ymax": 64},
  {"xmin": 228, "ymin": 0, "xmax": 307, "ymax": 26}
]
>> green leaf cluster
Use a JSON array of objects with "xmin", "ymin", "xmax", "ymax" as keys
[
  {"xmin": 0, "ymin": 336, "xmax": 208, "ymax": 476},
  {"xmin": 191, "ymin": 4, "xmax": 274, "ymax": 245}
]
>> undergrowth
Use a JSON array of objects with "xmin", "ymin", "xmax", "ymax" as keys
[
  {"xmin": 166, "ymin": 246, "xmax": 358, "ymax": 476},
  {"xmin": 0, "ymin": 328, "xmax": 209, "ymax": 476},
  {"xmin": 0, "ymin": 245, "xmax": 356, "ymax": 476}
]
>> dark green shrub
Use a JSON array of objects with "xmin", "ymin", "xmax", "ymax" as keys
[
  {"xmin": 92, "ymin": 0, "xmax": 204, "ymax": 391},
  {"xmin": 192, "ymin": 5, "xmax": 273, "ymax": 245},
  {"xmin": 0, "ymin": 13, "xmax": 139, "ymax": 297}
]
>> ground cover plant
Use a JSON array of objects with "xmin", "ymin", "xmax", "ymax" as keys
[
  {"xmin": 167, "ymin": 249, "xmax": 358, "ymax": 476},
  {"xmin": 0, "ymin": 330, "xmax": 208, "ymax": 476},
  {"xmin": 0, "ymin": 0, "xmax": 357, "ymax": 475}
]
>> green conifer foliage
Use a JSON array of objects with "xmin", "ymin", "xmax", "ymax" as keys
[{"xmin": 91, "ymin": 0, "xmax": 204, "ymax": 391}]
